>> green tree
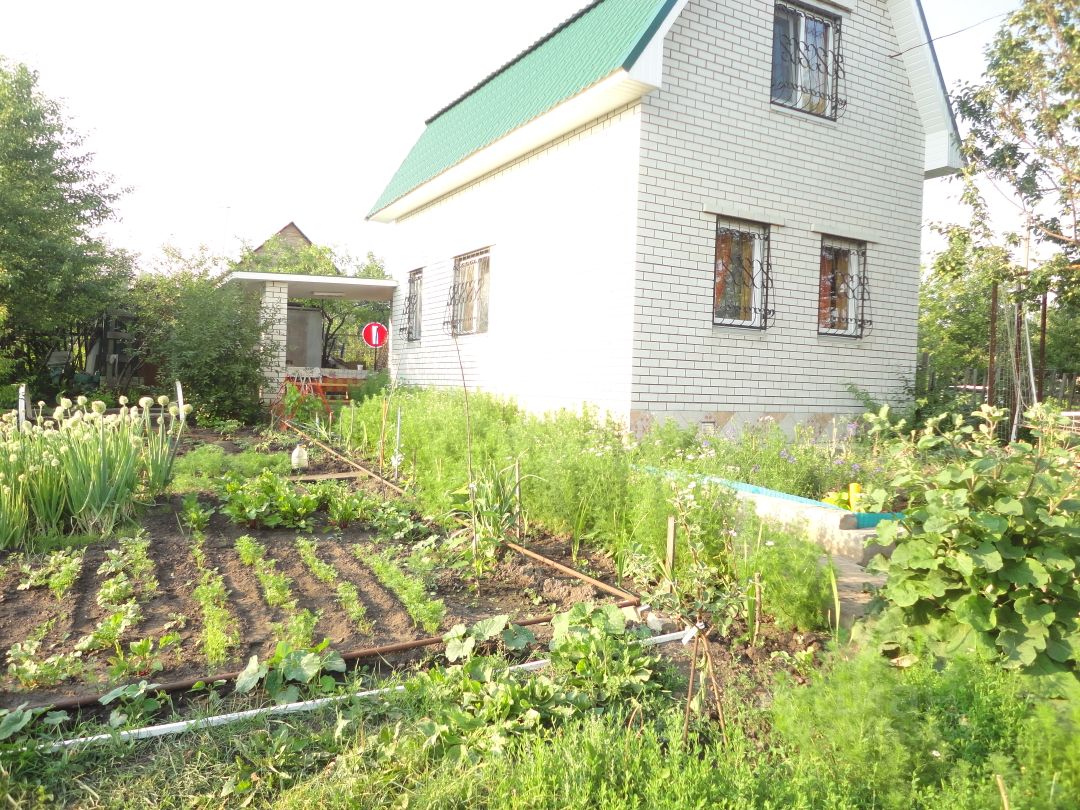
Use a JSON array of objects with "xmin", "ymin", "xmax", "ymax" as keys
[
  {"xmin": 0, "ymin": 60, "xmax": 131, "ymax": 390},
  {"xmin": 954, "ymin": 0, "xmax": 1079, "ymax": 305},
  {"xmin": 918, "ymin": 228, "xmax": 1014, "ymax": 382},
  {"xmin": 127, "ymin": 248, "xmax": 272, "ymax": 422},
  {"xmin": 235, "ymin": 237, "xmax": 388, "ymax": 367}
]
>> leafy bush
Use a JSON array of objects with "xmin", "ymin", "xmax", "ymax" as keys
[
  {"xmin": 127, "ymin": 254, "xmax": 272, "ymax": 423},
  {"xmin": 220, "ymin": 471, "xmax": 319, "ymax": 529},
  {"xmin": 867, "ymin": 404, "xmax": 1080, "ymax": 696}
]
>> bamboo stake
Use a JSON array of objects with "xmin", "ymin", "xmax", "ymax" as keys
[
  {"xmin": 682, "ymin": 634, "xmax": 699, "ymax": 745},
  {"xmin": 751, "ymin": 572, "xmax": 762, "ymax": 647},
  {"xmin": 995, "ymin": 774, "xmax": 1011, "ymax": 810},
  {"xmin": 701, "ymin": 639, "xmax": 729, "ymax": 747},
  {"xmin": 666, "ymin": 515, "xmax": 676, "ymax": 591}
]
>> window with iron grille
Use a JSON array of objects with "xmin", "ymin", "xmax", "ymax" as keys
[
  {"xmin": 771, "ymin": 2, "xmax": 846, "ymax": 120},
  {"xmin": 445, "ymin": 248, "xmax": 489, "ymax": 336},
  {"xmin": 818, "ymin": 236, "xmax": 870, "ymax": 337},
  {"xmin": 400, "ymin": 269, "xmax": 423, "ymax": 341},
  {"xmin": 714, "ymin": 218, "xmax": 774, "ymax": 329}
]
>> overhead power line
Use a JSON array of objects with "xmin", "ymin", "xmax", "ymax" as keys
[{"xmin": 889, "ymin": 11, "xmax": 1011, "ymax": 59}]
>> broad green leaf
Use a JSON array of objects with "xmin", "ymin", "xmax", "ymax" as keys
[
  {"xmin": 969, "ymin": 543, "xmax": 1004, "ymax": 573},
  {"xmin": 1015, "ymin": 595, "xmax": 1055, "ymax": 631},
  {"xmin": 0, "ymin": 706, "xmax": 33, "ymax": 741},
  {"xmin": 234, "ymin": 655, "xmax": 267, "ymax": 694},
  {"xmin": 974, "ymin": 514, "xmax": 1008, "ymax": 535},
  {"xmin": 445, "ymin": 635, "xmax": 475, "ymax": 663},
  {"xmin": 947, "ymin": 551, "xmax": 975, "ymax": 578},
  {"xmin": 1000, "ymin": 559, "xmax": 1051, "ymax": 588},
  {"xmin": 996, "ymin": 628, "xmax": 1039, "ymax": 668},
  {"xmin": 283, "ymin": 652, "xmax": 323, "ymax": 683},
  {"xmin": 321, "ymin": 650, "xmax": 346, "ymax": 673},
  {"xmin": 442, "ymin": 623, "xmax": 468, "ymax": 642},
  {"xmin": 500, "ymin": 624, "xmax": 536, "ymax": 651},
  {"xmin": 994, "ymin": 497, "xmax": 1024, "ymax": 516},
  {"xmin": 470, "ymin": 615, "xmax": 509, "ymax": 641},
  {"xmin": 1033, "ymin": 547, "xmax": 1075, "ymax": 572},
  {"xmin": 951, "ymin": 594, "xmax": 996, "ymax": 631},
  {"xmin": 884, "ymin": 577, "xmax": 920, "ymax": 608}
]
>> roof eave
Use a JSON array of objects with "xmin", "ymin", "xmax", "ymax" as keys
[{"xmin": 368, "ymin": 68, "xmax": 657, "ymax": 223}]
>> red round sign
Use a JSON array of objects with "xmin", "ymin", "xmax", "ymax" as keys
[{"xmin": 362, "ymin": 322, "xmax": 388, "ymax": 349}]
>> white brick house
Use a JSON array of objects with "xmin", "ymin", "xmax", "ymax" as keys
[{"xmin": 369, "ymin": 0, "xmax": 960, "ymax": 433}]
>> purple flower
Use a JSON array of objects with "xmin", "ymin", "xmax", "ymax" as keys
[{"xmin": 851, "ymin": 463, "xmax": 861, "ymax": 473}]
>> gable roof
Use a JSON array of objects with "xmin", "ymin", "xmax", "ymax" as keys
[
  {"xmin": 369, "ymin": 0, "xmax": 961, "ymax": 222},
  {"xmin": 367, "ymin": 0, "xmax": 676, "ymax": 220},
  {"xmin": 252, "ymin": 221, "xmax": 314, "ymax": 254}
]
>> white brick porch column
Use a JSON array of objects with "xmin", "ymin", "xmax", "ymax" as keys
[{"xmin": 261, "ymin": 280, "xmax": 289, "ymax": 401}]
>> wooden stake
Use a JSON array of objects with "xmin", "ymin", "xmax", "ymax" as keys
[
  {"xmin": 701, "ymin": 639, "xmax": 729, "ymax": 747},
  {"xmin": 995, "ymin": 774, "xmax": 1011, "ymax": 810},
  {"xmin": 988, "ymin": 282, "xmax": 999, "ymax": 406},
  {"xmin": 751, "ymin": 573, "xmax": 762, "ymax": 647},
  {"xmin": 514, "ymin": 459, "xmax": 523, "ymax": 541},
  {"xmin": 666, "ymin": 515, "xmax": 676, "ymax": 590},
  {"xmin": 682, "ymin": 634, "xmax": 699, "ymax": 745}
]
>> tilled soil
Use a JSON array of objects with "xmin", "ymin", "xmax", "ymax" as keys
[{"xmin": 0, "ymin": 498, "xmax": 633, "ymax": 710}]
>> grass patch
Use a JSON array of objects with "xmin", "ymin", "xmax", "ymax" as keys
[
  {"xmin": 170, "ymin": 445, "xmax": 291, "ymax": 494},
  {"xmin": 354, "ymin": 544, "xmax": 444, "ymax": 634}
]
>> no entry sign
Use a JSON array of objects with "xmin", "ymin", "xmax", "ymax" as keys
[{"xmin": 362, "ymin": 322, "xmax": 388, "ymax": 349}]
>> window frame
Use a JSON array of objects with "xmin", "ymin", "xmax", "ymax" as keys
[
  {"xmin": 817, "ymin": 236, "xmax": 870, "ymax": 338},
  {"xmin": 401, "ymin": 268, "xmax": 423, "ymax": 341},
  {"xmin": 445, "ymin": 248, "xmax": 490, "ymax": 336},
  {"xmin": 713, "ymin": 217, "xmax": 774, "ymax": 330},
  {"xmin": 770, "ymin": 2, "xmax": 845, "ymax": 121}
]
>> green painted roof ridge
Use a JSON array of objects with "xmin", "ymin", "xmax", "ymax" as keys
[
  {"xmin": 369, "ymin": 0, "xmax": 674, "ymax": 219},
  {"xmin": 425, "ymin": 0, "xmax": 607, "ymax": 126}
]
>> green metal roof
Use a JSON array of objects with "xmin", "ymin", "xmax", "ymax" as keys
[{"xmin": 368, "ymin": 0, "xmax": 675, "ymax": 218}]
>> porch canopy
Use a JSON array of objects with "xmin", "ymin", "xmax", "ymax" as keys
[
  {"xmin": 228, "ymin": 271, "xmax": 396, "ymax": 301},
  {"xmin": 225, "ymin": 271, "xmax": 397, "ymax": 401}
]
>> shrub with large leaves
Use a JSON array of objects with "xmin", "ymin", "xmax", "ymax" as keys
[{"xmin": 868, "ymin": 405, "xmax": 1080, "ymax": 696}]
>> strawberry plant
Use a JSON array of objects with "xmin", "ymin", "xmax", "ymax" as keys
[{"xmin": 867, "ymin": 405, "xmax": 1080, "ymax": 697}]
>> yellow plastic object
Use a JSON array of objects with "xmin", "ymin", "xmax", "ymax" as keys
[{"xmin": 848, "ymin": 482, "xmax": 862, "ymax": 511}]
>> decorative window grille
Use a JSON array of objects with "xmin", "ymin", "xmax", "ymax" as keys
[
  {"xmin": 444, "ymin": 248, "xmax": 490, "ymax": 336},
  {"xmin": 771, "ymin": 2, "xmax": 846, "ymax": 120},
  {"xmin": 401, "ymin": 269, "xmax": 422, "ymax": 341},
  {"xmin": 714, "ymin": 218, "xmax": 774, "ymax": 329},
  {"xmin": 818, "ymin": 237, "xmax": 870, "ymax": 337}
]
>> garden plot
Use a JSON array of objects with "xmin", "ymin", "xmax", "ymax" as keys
[{"xmin": 0, "ymin": 466, "xmax": 631, "ymax": 710}]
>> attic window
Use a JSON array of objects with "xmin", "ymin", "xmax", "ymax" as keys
[{"xmin": 771, "ymin": 3, "xmax": 846, "ymax": 120}]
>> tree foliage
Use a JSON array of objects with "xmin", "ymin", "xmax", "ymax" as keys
[
  {"xmin": 0, "ymin": 60, "xmax": 131, "ymax": 389},
  {"xmin": 235, "ymin": 238, "xmax": 388, "ymax": 367},
  {"xmin": 126, "ymin": 248, "xmax": 271, "ymax": 422},
  {"xmin": 954, "ymin": 0, "xmax": 1080, "ymax": 304}
]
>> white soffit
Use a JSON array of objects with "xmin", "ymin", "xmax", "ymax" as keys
[
  {"xmin": 374, "ymin": 0, "xmax": 689, "ymax": 224},
  {"xmin": 887, "ymin": 0, "xmax": 964, "ymax": 178},
  {"xmin": 228, "ymin": 272, "xmax": 397, "ymax": 302}
]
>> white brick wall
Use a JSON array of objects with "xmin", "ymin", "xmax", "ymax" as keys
[
  {"xmin": 261, "ymin": 280, "xmax": 289, "ymax": 401},
  {"xmin": 387, "ymin": 104, "xmax": 642, "ymax": 417},
  {"xmin": 632, "ymin": 0, "xmax": 925, "ymax": 432}
]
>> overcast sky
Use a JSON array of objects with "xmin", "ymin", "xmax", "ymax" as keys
[{"xmin": 1, "ymin": 1, "xmax": 1021, "ymax": 269}]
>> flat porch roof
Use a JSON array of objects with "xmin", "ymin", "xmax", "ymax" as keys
[{"xmin": 228, "ymin": 271, "xmax": 397, "ymax": 301}]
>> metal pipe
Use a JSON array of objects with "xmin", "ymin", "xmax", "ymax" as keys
[
  {"xmin": 26, "ymin": 599, "xmax": 640, "ymax": 713},
  {"xmin": 280, "ymin": 419, "xmax": 404, "ymax": 495},
  {"xmin": 504, "ymin": 540, "xmax": 639, "ymax": 604},
  {"xmin": 46, "ymin": 628, "xmax": 689, "ymax": 751}
]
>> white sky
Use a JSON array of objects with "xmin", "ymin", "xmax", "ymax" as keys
[{"xmin": 1, "ymin": 0, "xmax": 1021, "ymax": 269}]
